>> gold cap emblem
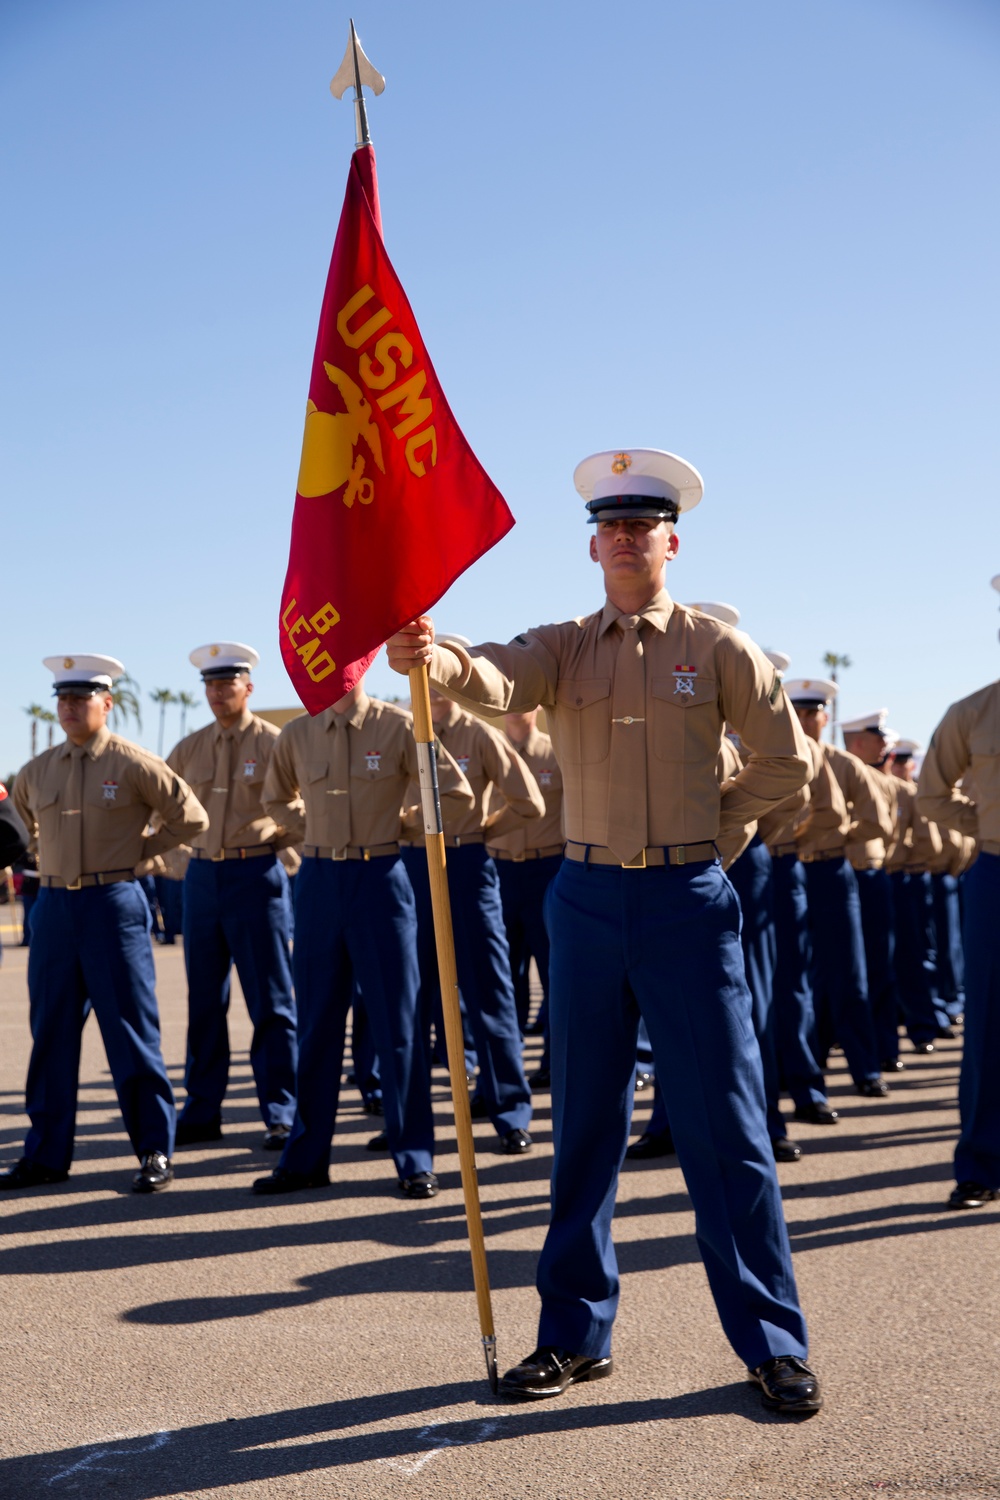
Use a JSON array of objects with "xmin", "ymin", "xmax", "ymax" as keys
[
  {"xmin": 209, "ymin": 645, "xmax": 220, "ymax": 657},
  {"xmin": 611, "ymin": 452, "xmax": 632, "ymax": 475},
  {"xmin": 63, "ymin": 657, "xmax": 75, "ymax": 669}
]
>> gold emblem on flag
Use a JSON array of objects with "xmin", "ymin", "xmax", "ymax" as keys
[{"xmin": 611, "ymin": 453, "xmax": 632, "ymax": 475}]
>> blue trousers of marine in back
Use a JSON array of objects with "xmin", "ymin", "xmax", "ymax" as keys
[
  {"xmin": 403, "ymin": 844, "xmax": 532, "ymax": 1135},
  {"xmin": 727, "ymin": 836, "xmax": 784, "ymax": 1140},
  {"xmin": 805, "ymin": 857, "xmax": 880, "ymax": 1085},
  {"xmin": 24, "ymin": 883, "xmax": 176, "ymax": 1170},
  {"xmin": 496, "ymin": 853, "xmax": 560, "ymax": 1066},
  {"xmin": 890, "ymin": 871, "xmax": 950, "ymax": 1043},
  {"xmin": 400, "ymin": 846, "xmax": 478, "ymax": 1075},
  {"xmin": 537, "ymin": 857, "xmax": 808, "ymax": 1368},
  {"xmin": 281, "ymin": 855, "xmax": 433, "ymax": 1182},
  {"xmin": 770, "ymin": 854, "xmax": 827, "ymax": 1109},
  {"xmin": 855, "ymin": 867, "xmax": 899, "ymax": 1066},
  {"xmin": 954, "ymin": 852, "xmax": 1000, "ymax": 1188},
  {"xmin": 181, "ymin": 855, "xmax": 297, "ymax": 1129},
  {"xmin": 932, "ymin": 872, "xmax": 965, "ymax": 1019},
  {"xmin": 154, "ymin": 875, "xmax": 184, "ymax": 944}
]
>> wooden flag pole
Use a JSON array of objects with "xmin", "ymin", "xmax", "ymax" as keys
[{"xmin": 409, "ymin": 663, "xmax": 498, "ymax": 1392}]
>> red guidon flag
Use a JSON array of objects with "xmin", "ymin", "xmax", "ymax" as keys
[{"xmin": 279, "ymin": 146, "xmax": 514, "ymax": 713}]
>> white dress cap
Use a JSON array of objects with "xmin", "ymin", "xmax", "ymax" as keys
[
  {"xmin": 764, "ymin": 649, "xmax": 791, "ymax": 674},
  {"xmin": 436, "ymin": 633, "xmax": 472, "ymax": 650},
  {"xmin": 43, "ymin": 654, "xmax": 125, "ymax": 693},
  {"xmin": 783, "ymin": 677, "xmax": 839, "ymax": 706},
  {"xmin": 190, "ymin": 642, "xmax": 260, "ymax": 679},
  {"xmin": 840, "ymin": 709, "xmax": 889, "ymax": 735},
  {"xmin": 685, "ymin": 601, "xmax": 740, "ymax": 629},
  {"xmin": 892, "ymin": 737, "xmax": 922, "ymax": 757},
  {"xmin": 574, "ymin": 448, "xmax": 704, "ymax": 523}
]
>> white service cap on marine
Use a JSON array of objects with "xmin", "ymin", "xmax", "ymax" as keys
[
  {"xmin": 783, "ymin": 677, "xmax": 839, "ymax": 707},
  {"xmin": 764, "ymin": 649, "xmax": 791, "ymax": 675},
  {"xmin": 574, "ymin": 448, "xmax": 704, "ymax": 524},
  {"xmin": 190, "ymin": 642, "xmax": 260, "ymax": 680},
  {"xmin": 43, "ymin": 654, "xmax": 125, "ymax": 695},
  {"xmin": 883, "ymin": 728, "xmax": 901, "ymax": 752},
  {"xmin": 840, "ymin": 708, "xmax": 889, "ymax": 736},
  {"xmin": 892, "ymin": 737, "xmax": 922, "ymax": 758},
  {"xmin": 685, "ymin": 601, "xmax": 741, "ymax": 629}
]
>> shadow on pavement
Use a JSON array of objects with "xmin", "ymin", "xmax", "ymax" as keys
[{"xmin": 0, "ymin": 1381, "xmax": 772, "ymax": 1495}]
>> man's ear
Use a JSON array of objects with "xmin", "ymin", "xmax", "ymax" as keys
[
  {"xmin": 589, "ymin": 535, "xmax": 598, "ymax": 563},
  {"xmin": 246, "ymin": 679, "xmax": 254, "ymax": 697},
  {"xmin": 666, "ymin": 530, "xmax": 680, "ymax": 561}
]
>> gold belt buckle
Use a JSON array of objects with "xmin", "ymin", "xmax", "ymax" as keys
[
  {"xmin": 621, "ymin": 849, "xmax": 647, "ymax": 869},
  {"xmin": 210, "ymin": 850, "xmax": 226, "ymax": 862},
  {"xmin": 65, "ymin": 877, "xmax": 83, "ymax": 891},
  {"xmin": 332, "ymin": 848, "xmax": 348, "ymax": 861},
  {"xmin": 675, "ymin": 845, "xmax": 686, "ymax": 866}
]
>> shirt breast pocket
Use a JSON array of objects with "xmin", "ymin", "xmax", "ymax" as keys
[
  {"xmin": 86, "ymin": 778, "xmax": 138, "ymax": 814},
  {"xmin": 651, "ymin": 676, "xmax": 720, "ymax": 763},
  {"xmin": 554, "ymin": 678, "xmax": 612, "ymax": 764},
  {"xmin": 185, "ymin": 758, "xmax": 216, "ymax": 794}
]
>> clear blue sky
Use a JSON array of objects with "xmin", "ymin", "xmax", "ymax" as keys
[{"xmin": 2, "ymin": 0, "xmax": 998, "ymax": 770}]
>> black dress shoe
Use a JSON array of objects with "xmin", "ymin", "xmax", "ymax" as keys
[
  {"xmin": 529, "ymin": 1068, "xmax": 551, "ymax": 1091},
  {"xmin": 262, "ymin": 1123, "xmax": 291, "ymax": 1151},
  {"xmin": 912, "ymin": 1041, "xmax": 935, "ymax": 1055},
  {"xmin": 0, "ymin": 1158, "xmax": 70, "ymax": 1190},
  {"xmin": 499, "ymin": 1346, "xmax": 613, "ymax": 1399},
  {"xmin": 252, "ymin": 1167, "xmax": 329, "ymax": 1195},
  {"xmin": 469, "ymin": 1094, "xmax": 490, "ymax": 1120},
  {"xmin": 362, "ymin": 1095, "xmax": 384, "ymax": 1116},
  {"xmin": 399, "ymin": 1171, "xmax": 439, "ymax": 1199},
  {"xmin": 936, "ymin": 1025, "xmax": 957, "ymax": 1040},
  {"xmin": 882, "ymin": 1058, "xmax": 906, "ymax": 1072},
  {"xmin": 132, "ymin": 1152, "xmax": 173, "ymax": 1193},
  {"xmin": 857, "ymin": 1079, "xmax": 890, "ymax": 1097},
  {"xmin": 500, "ymin": 1128, "xmax": 532, "ymax": 1153},
  {"xmin": 792, "ymin": 1102, "xmax": 839, "ymax": 1125},
  {"xmin": 174, "ymin": 1117, "xmax": 222, "ymax": 1147},
  {"xmin": 748, "ymin": 1355, "xmax": 822, "ymax": 1415},
  {"xmin": 366, "ymin": 1130, "xmax": 389, "ymax": 1151},
  {"xmin": 625, "ymin": 1129, "xmax": 675, "ymax": 1160},
  {"xmin": 947, "ymin": 1181, "xmax": 999, "ymax": 1210},
  {"xmin": 772, "ymin": 1136, "xmax": 802, "ymax": 1162}
]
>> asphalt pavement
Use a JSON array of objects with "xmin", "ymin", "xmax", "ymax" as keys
[{"xmin": 0, "ymin": 929, "xmax": 997, "ymax": 1499}]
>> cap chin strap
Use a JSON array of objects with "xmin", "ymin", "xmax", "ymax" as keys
[{"xmin": 586, "ymin": 496, "xmax": 679, "ymax": 524}]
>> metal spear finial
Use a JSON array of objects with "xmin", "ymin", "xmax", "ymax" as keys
[{"xmin": 330, "ymin": 19, "xmax": 385, "ymax": 148}]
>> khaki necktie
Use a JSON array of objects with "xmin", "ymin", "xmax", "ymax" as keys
[
  {"xmin": 606, "ymin": 615, "xmax": 648, "ymax": 865},
  {"xmin": 328, "ymin": 718, "xmax": 351, "ymax": 850},
  {"xmin": 63, "ymin": 747, "xmax": 85, "ymax": 886},
  {"xmin": 203, "ymin": 733, "xmax": 233, "ymax": 858}
]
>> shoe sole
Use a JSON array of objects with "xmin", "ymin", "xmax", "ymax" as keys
[
  {"xmin": 500, "ymin": 1359, "xmax": 613, "ymax": 1399},
  {"xmin": 132, "ymin": 1178, "xmax": 173, "ymax": 1193}
]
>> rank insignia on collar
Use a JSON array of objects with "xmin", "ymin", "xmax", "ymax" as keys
[
  {"xmin": 102, "ymin": 780, "xmax": 118, "ymax": 801},
  {"xmin": 364, "ymin": 751, "xmax": 381, "ymax": 771},
  {"xmin": 243, "ymin": 759, "xmax": 256, "ymax": 778},
  {"xmin": 673, "ymin": 665, "xmax": 698, "ymax": 697}
]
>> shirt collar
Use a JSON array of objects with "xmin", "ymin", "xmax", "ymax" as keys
[
  {"xmin": 322, "ymin": 690, "xmax": 370, "ymax": 733},
  {"xmin": 213, "ymin": 706, "xmax": 255, "ymax": 742},
  {"xmin": 434, "ymin": 700, "xmax": 462, "ymax": 732},
  {"xmin": 598, "ymin": 587, "xmax": 674, "ymax": 637},
  {"xmin": 59, "ymin": 724, "xmax": 111, "ymax": 761}
]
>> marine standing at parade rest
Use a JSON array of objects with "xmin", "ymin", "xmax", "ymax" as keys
[
  {"xmin": 486, "ymin": 708, "xmax": 564, "ymax": 1091},
  {"xmin": 917, "ymin": 574, "xmax": 1000, "ymax": 1210},
  {"xmin": 841, "ymin": 710, "xmax": 905, "ymax": 1072},
  {"xmin": 388, "ymin": 447, "xmax": 822, "ymax": 1415},
  {"xmin": 166, "ymin": 644, "xmax": 301, "ymax": 1150},
  {"xmin": 757, "ymin": 655, "xmax": 840, "ymax": 1129},
  {"xmin": 886, "ymin": 739, "xmax": 950, "ymax": 1050},
  {"xmin": 785, "ymin": 680, "xmax": 893, "ymax": 1096},
  {"xmin": 3, "ymin": 655, "xmax": 208, "ymax": 1193},
  {"xmin": 401, "ymin": 674, "xmax": 544, "ymax": 1153},
  {"xmin": 254, "ymin": 682, "xmax": 474, "ymax": 1199}
]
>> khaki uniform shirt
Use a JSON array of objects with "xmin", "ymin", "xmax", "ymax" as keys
[
  {"xmin": 13, "ymin": 727, "xmax": 208, "ymax": 879},
  {"xmin": 846, "ymin": 763, "xmax": 900, "ymax": 871},
  {"xmin": 427, "ymin": 588, "xmax": 811, "ymax": 848},
  {"xmin": 487, "ymin": 726, "xmax": 563, "ymax": 857},
  {"xmin": 798, "ymin": 743, "xmax": 892, "ymax": 858},
  {"xmin": 167, "ymin": 708, "xmax": 301, "ymax": 852},
  {"xmin": 758, "ymin": 738, "xmax": 828, "ymax": 852},
  {"xmin": 885, "ymin": 779, "xmax": 943, "ymax": 871},
  {"xmin": 927, "ymin": 826, "xmax": 976, "ymax": 878},
  {"xmin": 917, "ymin": 681, "xmax": 1000, "ymax": 850},
  {"xmin": 263, "ymin": 692, "xmax": 474, "ymax": 849},
  {"xmin": 404, "ymin": 703, "xmax": 544, "ymax": 846}
]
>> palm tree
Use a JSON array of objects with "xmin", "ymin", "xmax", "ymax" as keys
[
  {"xmin": 110, "ymin": 672, "xmax": 143, "ymax": 735},
  {"xmin": 23, "ymin": 704, "xmax": 46, "ymax": 758},
  {"xmin": 150, "ymin": 688, "xmax": 178, "ymax": 756},
  {"xmin": 38, "ymin": 708, "xmax": 57, "ymax": 748},
  {"xmin": 176, "ymin": 690, "xmax": 199, "ymax": 739},
  {"xmin": 822, "ymin": 652, "xmax": 852, "ymax": 742}
]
